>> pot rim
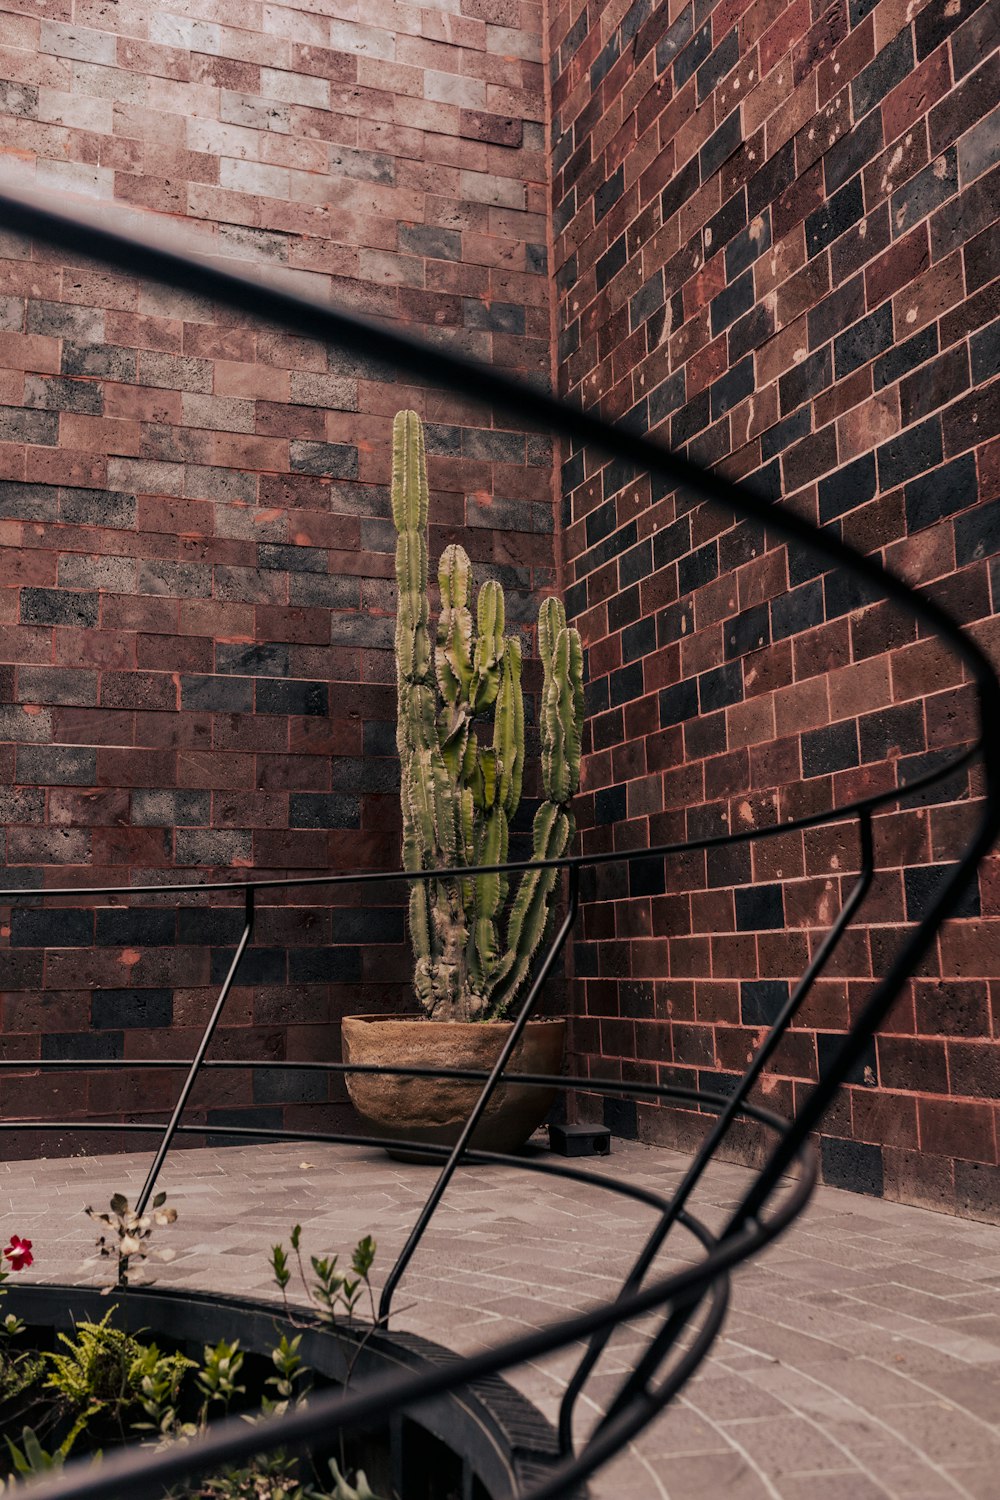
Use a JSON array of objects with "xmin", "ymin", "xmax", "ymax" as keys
[{"xmin": 342, "ymin": 1012, "xmax": 567, "ymax": 1027}]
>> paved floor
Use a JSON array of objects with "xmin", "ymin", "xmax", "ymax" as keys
[{"xmin": 2, "ymin": 1137, "xmax": 999, "ymax": 1498}]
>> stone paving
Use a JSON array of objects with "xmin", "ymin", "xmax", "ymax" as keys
[{"xmin": 2, "ymin": 1137, "xmax": 999, "ymax": 1499}]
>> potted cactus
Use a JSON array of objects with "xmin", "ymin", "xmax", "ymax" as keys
[{"xmin": 342, "ymin": 411, "xmax": 583, "ymax": 1155}]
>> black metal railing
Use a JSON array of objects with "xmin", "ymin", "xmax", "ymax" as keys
[{"xmin": 0, "ymin": 181, "xmax": 997, "ymax": 1500}]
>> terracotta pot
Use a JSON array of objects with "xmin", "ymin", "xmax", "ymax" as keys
[{"xmin": 342, "ymin": 1013, "xmax": 566, "ymax": 1158}]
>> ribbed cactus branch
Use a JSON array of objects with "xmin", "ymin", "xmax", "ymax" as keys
[{"xmin": 390, "ymin": 410, "xmax": 583, "ymax": 1022}]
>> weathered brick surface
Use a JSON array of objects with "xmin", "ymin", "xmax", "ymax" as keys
[
  {"xmin": 0, "ymin": 0, "xmax": 553, "ymax": 1150},
  {"xmin": 551, "ymin": 0, "xmax": 1000, "ymax": 1214}
]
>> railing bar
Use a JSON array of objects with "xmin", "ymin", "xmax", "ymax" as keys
[
  {"xmin": 556, "ymin": 805, "xmax": 876, "ymax": 1453},
  {"xmin": 132, "ymin": 887, "xmax": 255, "ymax": 1219},
  {"xmin": 377, "ymin": 867, "xmax": 581, "ymax": 1325},
  {"xmin": 0, "ymin": 740, "xmax": 980, "ymax": 907}
]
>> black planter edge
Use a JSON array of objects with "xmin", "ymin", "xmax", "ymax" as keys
[{"xmin": 2, "ymin": 1282, "xmax": 576, "ymax": 1499}]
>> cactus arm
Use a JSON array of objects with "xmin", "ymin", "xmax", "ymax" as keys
[
  {"xmin": 471, "ymin": 580, "xmax": 504, "ymax": 714},
  {"xmin": 484, "ymin": 804, "xmax": 573, "ymax": 1019},
  {"xmin": 436, "ymin": 543, "xmax": 475, "ymax": 713},
  {"xmin": 541, "ymin": 625, "xmax": 584, "ymax": 805},
  {"xmin": 494, "ymin": 637, "xmax": 524, "ymax": 818}
]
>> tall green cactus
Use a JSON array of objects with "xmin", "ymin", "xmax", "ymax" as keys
[{"xmin": 391, "ymin": 410, "xmax": 583, "ymax": 1022}]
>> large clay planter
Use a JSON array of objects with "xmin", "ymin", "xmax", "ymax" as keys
[{"xmin": 342, "ymin": 1014, "xmax": 566, "ymax": 1158}]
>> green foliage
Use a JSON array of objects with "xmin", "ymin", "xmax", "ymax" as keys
[
  {"xmin": 0, "ymin": 1239, "xmax": 388, "ymax": 1500},
  {"xmin": 196, "ymin": 1339, "xmax": 245, "ymax": 1421},
  {"xmin": 391, "ymin": 409, "xmax": 583, "ymax": 1021}
]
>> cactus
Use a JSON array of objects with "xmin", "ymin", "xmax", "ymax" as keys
[{"xmin": 390, "ymin": 410, "xmax": 583, "ymax": 1023}]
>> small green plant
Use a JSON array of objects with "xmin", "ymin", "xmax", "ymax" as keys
[
  {"xmin": 271, "ymin": 1229, "xmax": 377, "ymax": 1330},
  {"xmin": 84, "ymin": 1192, "xmax": 179, "ymax": 1288},
  {"xmin": 392, "ymin": 408, "xmax": 584, "ymax": 1022},
  {"xmin": 44, "ymin": 1308, "xmax": 195, "ymax": 1454},
  {"xmin": 0, "ymin": 1233, "xmax": 389, "ymax": 1500}
]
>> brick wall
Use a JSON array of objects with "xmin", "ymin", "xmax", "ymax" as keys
[
  {"xmin": 550, "ymin": 0, "xmax": 1000, "ymax": 1216},
  {"xmin": 0, "ymin": 0, "xmax": 554, "ymax": 1153}
]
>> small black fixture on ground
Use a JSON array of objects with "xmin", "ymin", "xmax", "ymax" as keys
[{"xmin": 549, "ymin": 1123, "xmax": 612, "ymax": 1157}]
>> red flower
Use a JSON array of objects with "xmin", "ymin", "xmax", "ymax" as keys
[{"xmin": 3, "ymin": 1236, "xmax": 32, "ymax": 1271}]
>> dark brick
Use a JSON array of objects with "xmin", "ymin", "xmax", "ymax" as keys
[
  {"xmin": 729, "ymin": 302, "xmax": 775, "ymax": 363},
  {"xmin": 916, "ymin": 0, "xmax": 989, "ymax": 60},
  {"xmin": 95, "ymin": 909, "xmax": 176, "ymax": 947},
  {"xmin": 10, "ymin": 909, "xmax": 93, "ymax": 947},
  {"xmin": 852, "ymin": 29, "xmax": 914, "ymax": 121},
  {"xmin": 726, "ymin": 211, "xmax": 773, "ymax": 280},
  {"xmin": 891, "ymin": 151, "xmax": 958, "ymax": 239},
  {"xmin": 629, "ymin": 854, "xmax": 667, "ymax": 897},
  {"xmin": 659, "ymin": 678, "xmax": 699, "ymax": 727},
  {"xmin": 956, "ymin": 494, "xmax": 1000, "ymax": 566},
  {"xmin": 805, "ymin": 175, "xmax": 864, "ymax": 257},
  {"xmin": 256, "ymin": 679, "xmax": 329, "ymax": 716},
  {"xmin": 674, "ymin": 18, "xmax": 711, "ymax": 87},
  {"xmin": 772, "ymin": 579, "xmax": 824, "ymax": 640},
  {"xmin": 859, "ymin": 702, "xmax": 926, "ymax": 760},
  {"xmin": 289, "ymin": 442, "xmax": 358, "ymax": 478},
  {"xmin": 609, "ymin": 661, "xmax": 644, "ymax": 707},
  {"xmin": 808, "ymin": 276, "xmax": 866, "ymax": 350},
  {"xmin": 710, "ymin": 355, "xmax": 754, "ymax": 420},
  {"xmin": 821, "ymin": 1137, "xmax": 884, "ymax": 1195},
  {"xmin": 905, "ymin": 863, "xmax": 980, "ymax": 921},
  {"xmin": 623, "ymin": 615, "xmax": 656, "ymax": 662},
  {"xmin": 704, "ymin": 189, "xmax": 747, "ymax": 253},
  {"xmin": 603, "ymin": 1094, "xmax": 639, "ymax": 1138},
  {"xmin": 724, "ymin": 603, "xmax": 769, "ymax": 660},
  {"xmin": 595, "ymin": 783, "xmax": 627, "ymax": 825},
  {"xmin": 779, "ymin": 345, "xmax": 832, "ymax": 414},
  {"xmin": 710, "ymin": 268, "xmax": 754, "ymax": 337},
  {"xmin": 21, "ymin": 587, "xmax": 98, "ymax": 627},
  {"xmin": 877, "ymin": 415, "xmax": 943, "ymax": 489},
  {"xmin": 398, "ymin": 224, "xmax": 461, "ymax": 259},
  {"xmin": 802, "ymin": 720, "xmax": 859, "ymax": 776},
  {"xmin": 834, "ymin": 302, "xmax": 894, "ymax": 379},
  {"xmin": 181, "ymin": 675, "xmax": 254, "ymax": 713},
  {"xmin": 971, "ymin": 318, "xmax": 1000, "ymax": 386},
  {"xmin": 91, "ymin": 989, "xmax": 173, "ymax": 1029},
  {"xmin": 818, "ymin": 1031, "xmax": 878, "ymax": 1087},
  {"xmin": 904, "ymin": 452, "xmax": 978, "ymax": 533},
  {"xmin": 818, "ymin": 453, "xmax": 877, "ymax": 522},
  {"xmin": 825, "ymin": 110, "xmax": 884, "ymax": 194},
  {"xmin": 17, "ymin": 746, "xmax": 97, "ymax": 786},
  {"xmin": 700, "ymin": 106, "xmax": 742, "ymax": 179},
  {"xmin": 595, "ymin": 165, "xmax": 624, "ymax": 221},
  {"xmin": 289, "ymin": 946, "xmax": 362, "ymax": 983},
  {"xmin": 61, "ymin": 342, "xmax": 137, "ymax": 381},
  {"xmin": 596, "ymin": 234, "xmax": 627, "ymax": 289},
  {"xmin": 697, "ymin": 29, "xmax": 738, "ymax": 102},
  {"xmin": 678, "ymin": 541, "xmax": 719, "ymax": 594},
  {"xmin": 698, "ymin": 660, "xmax": 743, "ymax": 712},
  {"xmin": 735, "ymin": 883, "xmax": 784, "ymax": 930},
  {"xmin": 210, "ymin": 947, "xmax": 287, "ymax": 985},
  {"xmin": 661, "ymin": 157, "xmax": 700, "ymax": 224},
  {"xmin": 252, "ymin": 1067, "xmax": 327, "ymax": 1105},
  {"xmin": 874, "ymin": 326, "xmax": 938, "ymax": 391},
  {"xmin": 741, "ymin": 980, "xmax": 789, "ymax": 1025}
]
